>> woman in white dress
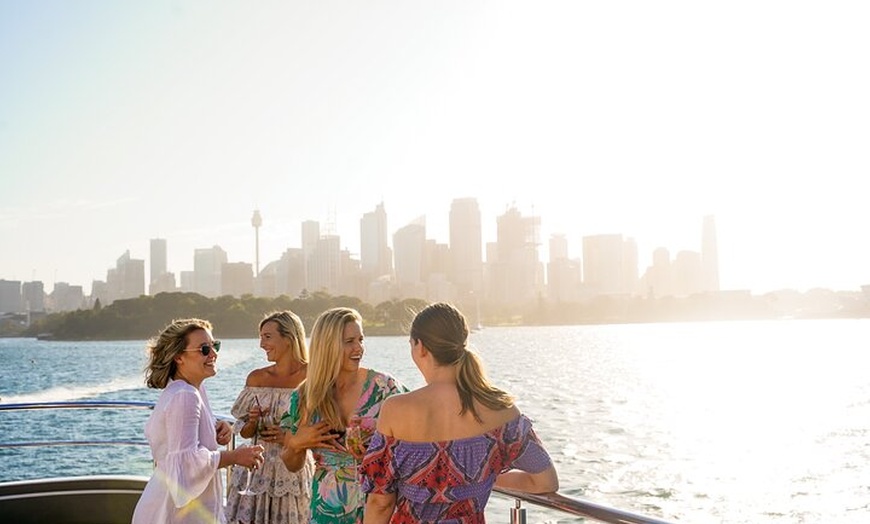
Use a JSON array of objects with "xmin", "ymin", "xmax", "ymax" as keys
[
  {"xmin": 225, "ymin": 310, "xmax": 314, "ymax": 524},
  {"xmin": 132, "ymin": 318, "xmax": 265, "ymax": 524}
]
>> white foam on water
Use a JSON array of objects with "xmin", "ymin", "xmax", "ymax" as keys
[
  {"xmin": 1, "ymin": 344, "xmax": 258, "ymax": 405},
  {"xmin": 1, "ymin": 374, "xmax": 145, "ymax": 404}
]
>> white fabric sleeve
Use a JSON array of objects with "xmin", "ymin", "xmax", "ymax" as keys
[{"xmin": 161, "ymin": 389, "xmax": 221, "ymax": 508}]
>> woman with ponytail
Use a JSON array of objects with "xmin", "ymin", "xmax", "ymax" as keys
[{"xmin": 359, "ymin": 302, "xmax": 559, "ymax": 524}]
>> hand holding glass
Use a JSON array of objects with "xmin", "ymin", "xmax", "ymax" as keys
[{"xmin": 238, "ymin": 407, "xmax": 269, "ymax": 496}]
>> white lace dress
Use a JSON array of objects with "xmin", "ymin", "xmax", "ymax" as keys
[{"xmin": 225, "ymin": 386, "xmax": 313, "ymax": 524}]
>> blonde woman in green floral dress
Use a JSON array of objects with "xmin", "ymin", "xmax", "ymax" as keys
[{"xmin": 280, "ymin": 307, "xmax": 407, "ymax": 524}]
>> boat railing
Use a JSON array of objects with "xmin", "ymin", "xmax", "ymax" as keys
[
  {"xmin": 0, "ymin": 400, "xmax": 678, "ymax": 524},
  {"xmin": 493, "ymin": 486, "xmax": 678, "ymax": 524},
  {"xmin": 0, "ymin": 400, "xmax": 237, "ymax": 489}
]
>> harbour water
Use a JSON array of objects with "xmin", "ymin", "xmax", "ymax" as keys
[{"xmin": 1, "ymin": 318, "xmax": 869, "ymax": 523}]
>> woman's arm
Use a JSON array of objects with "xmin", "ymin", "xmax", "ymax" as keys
[
  {"xmin": 215, "ymin": 420, "xmax": 232, "ymax": 446},
  {"xmin": 494, "ymin": 463, "xmax": 559, "ymax": 493},
  {"xmin": 219, "ymin": 445, "xmax": 264, "ymax": 469},
  {"xmin": 280, "ymin": 419, "xmax": 335, "ymax": 471},
  {"xmin": 364, "ymin": 492, "xmax": 397, "ymax": 524},
  {"xmin": 238, "ymin": 407, "xmax": 261, "ymax": 439}
]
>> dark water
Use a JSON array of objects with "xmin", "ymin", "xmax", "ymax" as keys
[{"xmin": 2, "ymin": 319, "xmax": 869, "ymax": 523}]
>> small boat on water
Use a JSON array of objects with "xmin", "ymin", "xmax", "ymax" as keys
[{"xmin": 0, "ymin": 400, "xmax": 677, "ymax": 524}]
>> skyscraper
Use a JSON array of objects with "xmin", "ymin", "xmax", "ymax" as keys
[
  {"xmin": 393, "ymin": 217, "xmax": 427, "ymax": 299},
  {"xmin": 489, "ymin": 206, "xmax": 541, "ymax": 306},
  {"xmin": 149, "ymin": 238, "xmax": 167, "ymax": 286},
  {"xmin": 101, "ymin": 250, "xmax": 145, "ymax": 304},
  {"xmin": 360, "ymin": 202, "xmax": 392, "ymax": 280},
  {"xmin": 449, "ymin": 198, "xmax": 483, "ymax": 298},
  {"xmin": 702, "ymin": 215, "xmax": 720, "ymax": 292},
  {"xmin": 193, "ymin": 246, "xmax": 227, "ymax": 298}
]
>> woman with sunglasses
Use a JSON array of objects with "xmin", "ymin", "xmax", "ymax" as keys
[
  {"xmin": 225, "ymin": 311, "xmax": 314, "ymax": 524},
  {"xmin": 132, "ymin": 318, "xmax": 265, "ymax": 524}
]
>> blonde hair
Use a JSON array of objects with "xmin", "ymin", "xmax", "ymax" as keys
[
  {"xmin": 144, "ymin": 318, "xmax": 213, "ymax": 389},
  {"xmin": 259, "ymin": 310, "xmax": 308, "ymax": 364},
  {"xmin": 410, "ymin": 302, "xmax": 513, "ymax": 422},
  {"xmin": 297, "ymin": 307, "xmax": 363, "ymax": 430}
]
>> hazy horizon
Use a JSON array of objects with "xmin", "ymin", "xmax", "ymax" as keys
[{"xmin": 2, "ymin": 2, "xmax": 868, "ymax": 295}]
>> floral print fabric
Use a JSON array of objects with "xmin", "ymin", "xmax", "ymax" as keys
[
  {"xmin": 359, "ymin": 414, "xmax": 553, "ymax": 524},
  {"xmin": 282, "ymin": 370, "xmax": 407, "ymax": 524},
  {"xmin": 226, "ymin": 386, "xmax": 313, "ymax": 524}
]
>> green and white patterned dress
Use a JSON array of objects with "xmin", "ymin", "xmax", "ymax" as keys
[{"xmin": 281, "ymin": 370, "xmax": 407, "ymax": 524}]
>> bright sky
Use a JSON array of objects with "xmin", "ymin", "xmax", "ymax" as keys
[{"xmin": 1, "ymin": 1, "xmax": 868, "ymax": 295}]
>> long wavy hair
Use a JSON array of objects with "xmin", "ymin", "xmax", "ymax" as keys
[
  {"xmin": 144, "ymin": 318, "xmax": 213, "ymax": 389},
  {"xmin": 410, "ymin": 302, "xmax": 513, "ymax": 422},
  {"xmin": 297, "ymin": 307, "xmax": 363, "ymax": 429},
  {"xmin": 259, "ymin": 310, "xmax": 308, "ymax": 365}
]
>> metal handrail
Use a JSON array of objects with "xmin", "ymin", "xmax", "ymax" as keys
[
  {"xmin": 0, "ymin": 400, "xmax": 157, "ymax": 448},
  {"xmin": 494, "ymin": 486, "xmax": 678, "ymax": 524},
  {"xmin": 1, "ymin": 401, "xmax": 678, "ymax": 524},
  {"xmin": 0, "ymin": 400, "xmax": 156, "ymax": 411},
  {"xmin": 0, "ymin": 400, "xmax": 237, "ymax": 488}
]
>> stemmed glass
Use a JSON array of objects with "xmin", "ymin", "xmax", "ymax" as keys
[
  {"xmin": 345, "ymin": 416, "xmax": 372, "ymax": 461},
  {"xmin": 238, "ymin": 400, "xmax": 271, "ymax": 496}
]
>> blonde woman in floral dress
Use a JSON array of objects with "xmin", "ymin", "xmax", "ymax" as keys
[
  {"xmin": 280, "ymin": 307, "xmax": 407, "ymax": 524},
  {"xmin": 226, "ymin": 311, "xmax": 314, "ymax": 524}
]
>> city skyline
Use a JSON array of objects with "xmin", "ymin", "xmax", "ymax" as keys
[
  {"xmin": 0, "ymin": 202, "xmax": 863, "ymax": 299},
  {"xmin": 2, "ymin": 2, "xmax": 868, "ymax": 295},
  {"xmin": 4, "ymin": 201, "xmax": 722, "ymax": 296}
]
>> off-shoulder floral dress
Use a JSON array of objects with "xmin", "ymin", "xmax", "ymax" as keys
[
  {"xmin": 359, "ymin": 414, "xmax": 553, "ymax": 524},
  {"xmin": 225, "ymin": 386, "xmax": 314, "ymax": 524},
  {"xmin": 281, "ymin": 370, "xmax": 407, "ymax": 524}
]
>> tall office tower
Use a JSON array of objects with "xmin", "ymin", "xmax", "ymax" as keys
[
  {"xmin": 622, "ymin": 237, "xmax": 640, "ymax": 296},
  {"xmin": 0, "ymin": 279, "xmax": 22, "ymax": 313},
  {"xmin": 701, "ymin": 215, "xmax": 720, "ymax": 292},
  {"xmin": 582, "ymin": 234, "xmax": 624, "ymax": 296},
  {"xmin": 644, "ymin": 247, "xmax": 673, "ymax": 298},
  {"xmin": 193, "ymin": 246, "xmax": 227, "ymax": 298},
  {"xmin": 106, "ymin": 250, "xmax": 145, "ymax": 304},
  {"xmin": 149, "ymin": 238, "xmax": 167, "ymax": 287},
  {"xmin": 307, "ymin": 234, "xmax": 341, "ymax": 294},
  {"xmin": 22, "ymin": 281, "xmax": 45, "ymax": 312},
  {"xmin": 488, "ymin": 206, "xmax": 541, "ymax": 306},
  {"xmin": 273, "ymin": 248, "xmax": 306, "ymax": 298},
  {"xmin": 424, "ymin": 240, "xmax": 452, "ymax": 302},
  {"xmin": 547, "ymin": 234, "xmax": 582, "ymax": 303},
  {"xmin": 360, "ymin": 202, "xmax": 392, "ymax": 280},
  {"xmin": 251, "ymin": 210, "xmax": 262, "ymax": 277},
  {"xmin": 301, "ymin": 220, "xmax": 320, "ymax": 292},
  {"xmin": 393, "ymin": 217, "xmax": 427, "ymax": 300},
  {"xmin": 449, "ymin": 198, "xmax": 483, "ymax": 299},
  {"xmin": 220, "ymin": 262, "xmax": 254, "ymax": 297},
  {"xmin": 50, "ymin": 282, "xmax": 85, "ymax": 312}
]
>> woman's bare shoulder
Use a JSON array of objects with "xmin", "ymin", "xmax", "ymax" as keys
[
  {"xmin": 376, "ymin": 390, "xmax": 418, "ymax": 432},
  {"xmin": 245, "ymin": 366, "xmax": 271, "ymax": 387}
]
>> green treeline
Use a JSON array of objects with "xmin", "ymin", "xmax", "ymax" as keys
[
  {"xmin": 6, "ymin": 288, "xmax": 868, "ymax": 340},
  {"xmin": 19, "ymin": 292, "xmax": 429, "ymax": 341}
]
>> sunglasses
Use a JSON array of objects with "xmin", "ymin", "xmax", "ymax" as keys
[{"xmin": 183, "ymin": 341, "xmax": 222, "ymax": 356}]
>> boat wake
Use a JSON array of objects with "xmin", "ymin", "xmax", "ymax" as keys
[{"xmin": 0, "ymin": 375, "xmax": 144, "ymax": 404}]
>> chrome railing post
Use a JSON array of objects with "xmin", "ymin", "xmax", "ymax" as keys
[{"xmin": 510, "ymin": 499, "xmax": 527, "ymax": 524}]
